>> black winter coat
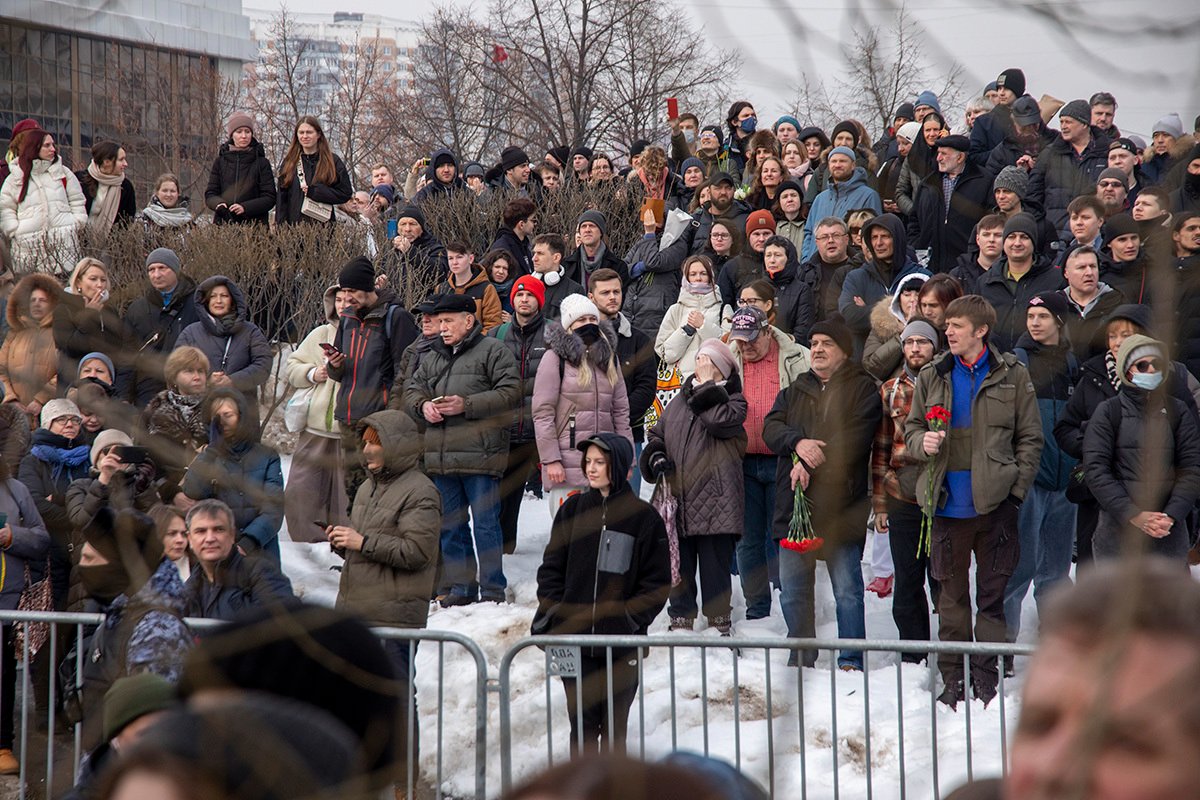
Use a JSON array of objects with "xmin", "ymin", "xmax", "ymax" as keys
[
  {"xmin": 717, "ymin": 250, "xmax": 764, "ymax": 310},
  {"xmin": 625, "ymin": 233, "xmax": 690, "ymax": 338},
  {"xmin": 984, "ymin": 126, "xmax": 1057, "ymax": 176},
  {"xmin": 124, "ymin": 275, "xmax": 200, "ymax": 405},
  {"xmin": 493, "ymin": 312, "xmax": 548, "ymax": 443},
  {"xmin": 908, "ymin": 161, "xmax": 995, "ymax": 274},
  {"xmin": 205, "ymin": 140, "xmax": 277, "ymax": 226},
  {"xmin": 1084, "ymin": 386, "xmax": 1200, "ymax": 536},
  {"xmin": 184, "ymin": 549, "xmax": 295, "ymax": 620},
  {"xmin": 763, "ymin": 362, "xmax": 882, "ymax": 547},
  {"xmin": 642, "ymin": 373, "xmax": 748, "ymax": 538},
  {"xmin": 1175, "ymin": 255, "xmax": 1200, "ymax": 380},
  {"xmin": 533, "ymin": 435, "xmax": 670, "ymax": 658},
  {"xmin": 561, "ymin": 245, "xmax": 630, "ymax": 288},
  {"xmin": 975, "ymin": 256, "xmax": 1065, "ymax": 352},
  {"xmin": 52, "ymin": 293, "xmax": 134, "ymax": 397},
  {"xmin": 275, "ymin": 151, "xmax": 354, "ymax": 226},
  {"xmin": 330, "ymin": 299, "xmax": 419, "ymax": 425},
  {"xmin": 614, "ymin": 313, "xmax": 658, "ymax": 442},
  {"xmin": 488, "ymin": 227, "xmax": 534, "ymax": 277},
  {"xmin": 175, "ymin": 276, "xmax": 272, "ymax": 403},
  {"xmin": 767, "ymin": 256, "xmax": 816, "ymax": 345},
  {"xmin": 1027, "ymin": 130, "xmax": 1111, "ymax": 235}
]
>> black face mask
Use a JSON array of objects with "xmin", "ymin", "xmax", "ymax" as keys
[
  {"xmin": 77, "ymin": 562, "xmax": 129, "ymax": 604},
  {"xmin": 576, "ymin": 323, "xmax": 601, "ymax": 345}
]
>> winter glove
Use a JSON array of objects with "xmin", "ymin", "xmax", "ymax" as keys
[
  {"xmin": 630, "ymin": 262, "xmax": 646, "ymax": 279},
  {"xmin": 648, "ymin": 452, "xmax": 675, "ymax": 481}
]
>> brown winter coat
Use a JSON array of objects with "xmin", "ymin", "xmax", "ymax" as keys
[
  {"xmin": 336, "ymin": 410, "xmax": 441, "ymax": 628},
  {"xmin": 0, "ymin": 273, "xmax": 61, "ymax": 409},
  {"xmin": 642, "ymin": 372, "xmax": 748, "ymax": 538}
]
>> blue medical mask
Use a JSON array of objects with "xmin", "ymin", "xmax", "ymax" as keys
[
  {"xmin": 1131, "ymin": 371, "xmax": 1163, "ymax": 390},
  {"xmin": 739, "ymin": 116, "xmax": 758, "ymax": 134},
  {"xmin": 683, "ymin": 129, "xmax": 696, "ymax": 144}
]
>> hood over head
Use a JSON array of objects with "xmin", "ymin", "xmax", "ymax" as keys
[
  {"xmin": 357, "ymin": 410, "xmax": 422, "ymax": 475},
  {"xmin": 576, "ymin": 432, "xmax": 634, "ymax": 495},
  {"xmin": 196, "ymin": 274, "xmax": 249, "ymax": 326},
  {"xmin": 322, "ymin": 284, "xmax": 340, "ymax": 324},
  {"xmin": 7, "ymin": 273, "xmax": 62, "ymax": 331},
  {"xmin": 861, "ymin": 212, "xmax": 908, "ymax": 268},
  {"xmin": 1116, "ymin": 333, "xmax": 1168, "ymax": 389}
]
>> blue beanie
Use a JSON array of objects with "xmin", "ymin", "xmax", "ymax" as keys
[
  {"xmin": 829, "ymin": 146, "xmax": 857, "ymax": 161},
  {"xmin": 915, "ymin": 90, "xmax": 941, "ymax": 114},
  {"xmin": 680, "ymin": 157, "xmax": 704, "ymax": 174},
  {"xmin": 773, "ymin": 115, "xmax": 802, "ymax": 134},
  {"xmin": 78, "ymin": 352, "xmax": 115, "ymax": 381}
]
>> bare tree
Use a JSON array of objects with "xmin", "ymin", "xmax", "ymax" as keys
[
  {"xmin": 242, "ymin": 6, "xmax": 323, "ymax": 158},
  {"xmin": 784, "ymin": 4, "xmax": 967, "ymax": 141},
  {"xmin": 322, "ymin": 33, "xmax": 392, "ymax": 181}
]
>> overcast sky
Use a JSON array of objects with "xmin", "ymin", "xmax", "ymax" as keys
[{"xmin": 249, "ymin": 0, "xmax": 1199, "ymax": 139}]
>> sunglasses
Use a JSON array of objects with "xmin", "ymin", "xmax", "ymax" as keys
[{"xmin": 1132, "ymin": 358, "xmax": 1162, "ymax": 373}]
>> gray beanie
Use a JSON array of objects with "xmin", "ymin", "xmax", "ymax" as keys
[
  {"xmin": 1152, "ymin": 112, "xmax": 1183, "ymax": 139},
  {"xmin": 900, "ymin": 319, "xmax": 938, "ymax": 346},
  {"xmin": 994, "ymin": 166, "xmax": 1029, "ymax": 199},
  {"xmin": 1059, "ymin": 99, "xmax": 1091, "ymax": 124},
  {"xmin": 146, "ymin": 247, "xmax": 181, "ymax": 274},
  {"xmin": 1097, "ymin": 167, "xmax": 1129, "ymax": 189},
  {"xmin": 577, "ymin": 209, "xmax": 607, "ymax": 237}
]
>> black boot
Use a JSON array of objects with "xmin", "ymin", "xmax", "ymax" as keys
[{"xmin": 938, "ymin": 678, "xmax": 966, "ymax": 709}]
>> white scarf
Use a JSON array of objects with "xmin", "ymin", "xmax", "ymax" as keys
[{"xmin": 86, "ymin": 161, "xmax": 125, "ymax": 235}]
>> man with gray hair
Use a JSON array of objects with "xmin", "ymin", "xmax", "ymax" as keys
[{"xmin": 184, "ymin": 499, "xmax": 294, "ymax": 620}]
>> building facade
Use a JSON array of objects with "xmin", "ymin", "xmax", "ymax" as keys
[{"xmin": 1, "ymin": 0, "xmax": 256, "ymax": 198}]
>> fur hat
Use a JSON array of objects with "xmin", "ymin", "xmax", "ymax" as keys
[{"xmin": 558, "ymin": 294, "xmax": 600, "ymax": 330}]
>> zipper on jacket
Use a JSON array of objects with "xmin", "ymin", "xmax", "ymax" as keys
[{"xmin": 591, "ymin": 498, "xmax": 607, "ymax": 636}]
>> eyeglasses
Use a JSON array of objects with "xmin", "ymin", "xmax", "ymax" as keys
[
  {"xmin": 1098, "ymin": 180, "xmax": 1125, "ymax": 189},
  {"xmin": 53, "ymin": 416, "xmax": 83, "ymax": 426},
  {"xmin": 710, "ymin": 232, "xmax": 731, "ymax": 240},
  {"xmin": 738, "ymin": 297, "xmax": 768, "ymax": 306},
  {"xmin": 814, "ymin": 233, "xmax": 847, "ymax": 242},
  {"xmin": 1132, "ymin": 358, "xmax": 1162, "ymax": 373},
  {"xmin": 902, "ymin": 337, "xmax": 932, "ymax": 348}
]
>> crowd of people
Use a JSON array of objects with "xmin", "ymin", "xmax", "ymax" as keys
[{"xmin": 0, "ymin": 62, "xmax": 1198, "ymax": 797}]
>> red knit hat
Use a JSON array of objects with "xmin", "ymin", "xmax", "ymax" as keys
[
  {"xmin": 511, "ymin": 274, "xmax": 545, "ymax": 308},
  {"xmin": 745, "ymin": 209, "xmax": 776, "ymax": 236}
]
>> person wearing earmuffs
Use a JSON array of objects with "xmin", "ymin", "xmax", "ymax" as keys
[{"xmin": 529, "ymin": 233, "xmax": 584, "ymax": 322}]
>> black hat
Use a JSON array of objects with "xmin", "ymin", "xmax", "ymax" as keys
[
  {"xmin": 1103, "ymin": 212, "xmax": 1140, "ymax": 245},
  {"xmin": 396, "ymin": 204, "xmax": 427, "ymax": 229},
  {"xmin": 700, "ymin": 125, "xmax": 724, "ymax": 145},
  {"xmin": 894, "ymin": 102, "xmax": 915, "ymax": 121},
  {"xmin": 1109, "ymin": 137, "xmax": 1139, "ymax": 155},
  {"xmin": 996, "ymin": 68, "xmax": 1026, "ymax": 97},
  {"xmin": 431, "ymin": 150, "xmax": 456, "ymax": 169},
  {"xmin": 548, "ymin": 145, "xmax": 570, "ymax": 166},
  {"xmin": 432, "ymin": 293, "xmax": 476, "ymax": 315},
  {"xmin": 831, "ymin": 120, "xmax": 860, "ymax": 148},
  {"xmin": 1105, "ymin": 303, "xmax": 1152, "ymax": 335},
  {"xmin": 1003, "ymin": 212, "xmax": 1039, "ymax": 246},
  {"xmin": 936, "ymin": 134, "xmax": 970, "ymax": 152},
  {"xmin": 810, "ymin": 314, "xmax": 854, "ymax": 356},
  {"xmin": 463, "ymin": 160, "xmax": 485, "ymax": 178},
  {"xmin": 708, "ymin": 171, "xmax": 736, "ymax": 187},
  {"xmin": 629, "ymin": 138, "xmax": 651, "ymax": 158},
  {"xmin": 500, "ymin": 146, "xmax": 529, "ymax": 172},
  {"xmin": 338, "ymin": 256, "xmax": 376, "ymax": 293},
  {"xmin": 1011, "ymin": 95, "xmax": 1041, "ymax": 126},
  {"xmin": 797, "ymin": 126, "xmax": 830, "ymax": 148},
  {"xmin": 411, "ymin": 297, "xmax": 438, "ymax": 316},
  {"xmin": 777, "ymin": 178, "xmax": 804, "ymax": 197},
  {"xmin": 1028, "ymin": 291, "xmax": 1069, "ymax": 328},
  {"xmin": 1059, "ymin": 99, "xmax": 1091, "ymax": 124},
  {"xmin": 570, "ymin": 145, "xmax": 594, "ymax": 161}
]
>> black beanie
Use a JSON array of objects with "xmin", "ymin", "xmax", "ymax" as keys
[
  {"xmin": 500, "ymin": 146, "xmax": 529, "ymax": 172},
  {"xmin": 1003, "ymin": 212, "xmax": 1039, "ymax": 247},
  {"xmin": 338, "ymin": 256, "xmax": 376, "ymax": 293},
  {"xmin": 1103, "ymin": 212, "xmax": 1140, "ymax": 245},
  {"xmin": 1028, "ymin": 291, "xmax": 1070, "ymax": 328},
  {"xmin": 630, "ymin": 138, "xmax": 651, "ymax": 158},
  {"xmin": 831, "ymin": 120, "xmax": 860, "ymax": 148},
  {"xmin": 997, "ymin": 68, "xmax": 1026, "ymax": 98},
  {"xmin": 810, "ymin": 314, "xmax": 854, "ymax": 356}
]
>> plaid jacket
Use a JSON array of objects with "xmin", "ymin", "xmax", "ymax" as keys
[{"xmin": 871, "ymin": 371, "xmax": 922, "ymax": 512}]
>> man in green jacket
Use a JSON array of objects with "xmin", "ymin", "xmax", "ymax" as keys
[
  {"xmin": 327, "ymin": 409, "xmax": 441, "ymax": 793},
  {"xmin": 904, "ymin": 295, "xmax": 1042, "ymax": 707},
  {"xmin": 402, "ymin": 293, "xmax": 521, "ymax": 606}
]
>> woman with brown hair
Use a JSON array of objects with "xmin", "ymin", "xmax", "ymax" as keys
[
  {"xmin": 75, "ymin": 140, "xmax": 136, "ymax": 236},
  {"xmin": 275, "ymin": 116, "xmax": 353, "ymax": 226},
  {"xmin": 137, "ymin": 173, "xmax": 195, "ymax": 229},
  {"xmin": 746, "ymin": 155, "xmax": 785, "ymax": 211}
]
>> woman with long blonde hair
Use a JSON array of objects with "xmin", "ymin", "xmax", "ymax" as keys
[{"xmin": 533, "ymin": 294, "xmax": 632, "ymax": 516}]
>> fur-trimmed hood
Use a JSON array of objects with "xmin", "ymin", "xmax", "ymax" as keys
[
  {"xmin": 1146, "ymin": 133, "xmax": 1196, "ymax": 165},
  {"xmin": 543, "ymin": 317, "xmax": 617, "ymax": 368},
  {"xmin": 6, "ymin": 272, "xmax": 61, "ymax": 331},
  {"xmin": 870, "ymin": 296, "xmax": 905, "ymax": 339}
]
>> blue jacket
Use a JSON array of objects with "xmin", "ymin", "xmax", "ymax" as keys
[
  {"xmin": 0, "ymin": 478, "xmax": 50, "ymax": 608},
  {"xmin": 801, "ymin": 167, "xmax": 882, "ymax": 262},
  {"xmin": 1012, "ymin": 334, "xmax": 1078, "ymax": 491}
]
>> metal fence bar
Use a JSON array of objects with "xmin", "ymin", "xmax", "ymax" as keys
[
  {"xmin": 863, "ymin": 650, "xmax": 872, "ymax": 800},
  {"xmin": 731, "ymin": 646, "xmax": 740, "ymax": 770},
  {"xmin": 896, "ymin": 660, "xmax": 906, "ymax": 800},
  {"xmin": 964, "ymin": 652, "xmax": 973, "ymax": 783},
  {"xmin": 764, "ymin": 649, "xmax": 775, "ymax": 797},
  {"xmin": 829, "ymin": 657, "xmax": 839, "ymax": 800}
]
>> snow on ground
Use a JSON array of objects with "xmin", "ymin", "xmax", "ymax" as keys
[{"xmin": 277, "ymin": 456, "xmax": 1030, "ymax": 798}]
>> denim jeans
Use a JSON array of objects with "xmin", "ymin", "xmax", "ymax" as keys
[
  {"xmin": 779, "ymin": 539, "xmax": 866, "ymax": 668},
  {"xmin": 1004, "ymin": 485, "xmax": 1076, "ymax": 639},
  {"xmin": 736, "ymin": 455, "xmax": 779, "ymax": 619},
  {"xmin": 630, "ymin": 441, "xmax": 644, "ymax": 497},
  {"xmin": 433, "ymin": 474, "xmax": 506, "ymax": 600}
]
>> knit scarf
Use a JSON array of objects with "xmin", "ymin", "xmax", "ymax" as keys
[
  {"xmin": 86, "ymin": 162, "xmax": 125, "ymax": 235},
  {"xmin": 140, "ymin": 197, "xmax": 193, "ymax": 228},
  {"xmin": 1104, "ymin": 350, "xmax": 1121, "ymax": 391},
  {"xmin": 638, "ymin": 166, "xmax": 668, "ymax": 200},
  {"xmin": 30, "ymin": 443, "xmax": 92, "ymax": 483}
]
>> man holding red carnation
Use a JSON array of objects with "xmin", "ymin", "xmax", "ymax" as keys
[
  {"xmin": 764, "ymin": 315, "xmax": 881, "ymax": 671},
  {"xmin": 904, "ymin": 295, "xmax": 1042, "ymax": 708}
]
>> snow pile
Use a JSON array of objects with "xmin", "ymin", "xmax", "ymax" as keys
[{"xmin": 279, "ymin": 460, "xmax": 1025, "ymax": 798}]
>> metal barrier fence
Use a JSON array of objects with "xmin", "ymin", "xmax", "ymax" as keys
[
  {"xmin": 498, "ymin": 635, "xmax": 1038, "ymax": 800},
  {"xmin": 0, "ymin": 610, "xmax": 489, "ymax": 800}
]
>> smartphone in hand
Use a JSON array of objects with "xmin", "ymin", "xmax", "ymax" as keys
[{"xmin": 320, "ymin": 343, "xmax": 342, "ymax": 358}]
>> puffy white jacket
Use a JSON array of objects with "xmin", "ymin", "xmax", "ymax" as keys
[
  {"xmin": 0, "ymin": 159, "xmax": 86, "ymax": 271},
  {"xmin": 654, "ymin": 283, "xmax": 724, "ymax": 378}
]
